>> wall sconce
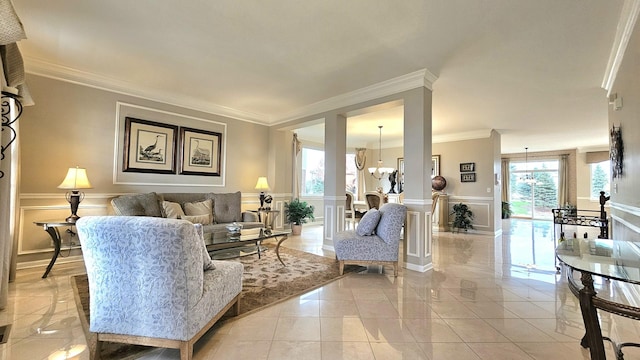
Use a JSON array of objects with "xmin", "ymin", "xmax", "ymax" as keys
[{"xmin": 58, "ymin": 166, "xmax": 93, "ymax": 223}]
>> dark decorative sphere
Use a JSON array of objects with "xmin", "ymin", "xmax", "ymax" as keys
[{"xmin": 432, "ymin": 175, "xmax": 447, "ymax": 191}]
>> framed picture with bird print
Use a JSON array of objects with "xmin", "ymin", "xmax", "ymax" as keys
[
  {"xmin": 179, "ymin": 127, "xmax": 222, "ymax": 176},
  {"xmin": 123, "ymin": 117, "xmax": 178, "ymax": 174}
]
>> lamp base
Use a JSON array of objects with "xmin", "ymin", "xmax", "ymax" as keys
[{"xmin": 65, "ymin": 215, "xmax": 80, "ymax": 224}]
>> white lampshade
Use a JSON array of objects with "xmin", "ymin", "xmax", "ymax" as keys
[
  {"xmin": 254, "ymin": 177, "xmax": 271, "ymax": 191},
  {"xmin": 58, "ymin": 167, "xmax": 93, "ymax": 190}
]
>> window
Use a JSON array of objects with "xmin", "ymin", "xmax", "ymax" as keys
[
  {"xmin": 508, "ymin": 159, "xmax": 559, "ymax": 219},
  {"xmin": 300, "ymin": 148, "xmax": 359, "ymax": 197},
  {"xmin": 301, "ymin": 148, "xmax": 324, "ymax": 196},
  {"xmin": 590, "ymin": 160, "xmax": 610, "ymax": 200}
]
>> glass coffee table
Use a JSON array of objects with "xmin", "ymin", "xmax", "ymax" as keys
[{"xmin": 207, "ymin": 228, "xmax": 290, "ymax": 266}]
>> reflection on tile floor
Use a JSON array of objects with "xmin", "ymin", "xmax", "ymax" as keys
[{"xmin": 2, "ymin": 219, "xmax": 640, "ymax": 359}]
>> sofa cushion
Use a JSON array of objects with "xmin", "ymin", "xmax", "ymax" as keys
[
  {"xmin": 184, "ymin": 199, "xmax": 214, "ymax": 225},
  {"xmin": 211, "ymin": 192, "xmax": 242, "ymax": 223},
  {"xmin": 356, "ymin": 209, "xmax": 381, "ymax": 236},
  {"xmin": 162, "ymin": 201, "xmax": 186, "ymax": 219},
  {"xmin": 111, "ymin": 192, "xmax": 163, "ymax": 217}
]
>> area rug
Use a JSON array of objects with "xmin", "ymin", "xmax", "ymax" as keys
[{"xmin": 71, "ymin": 244, "xmax": 361, "ymax": 359}]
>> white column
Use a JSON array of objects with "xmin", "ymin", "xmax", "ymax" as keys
[
  {"xmin": 323, "ymin": 113, "xmax": 347, "ymax": 252},
  {"xmin": 403, "ymin": 87, "xmax": 434, "ymax": 272}
]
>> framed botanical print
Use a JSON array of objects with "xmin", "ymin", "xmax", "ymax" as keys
[
  {"xmin": 179, "ymin": 127, "xmax": 222, "ymax": 176},
  {"xmin": 123, "ymin": 117, "xmax": 177, "ymax": 174}
]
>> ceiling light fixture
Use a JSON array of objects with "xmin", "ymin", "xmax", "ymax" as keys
[
  {"xmin": 368, "ymin": 125, "xmax": 394, "ymax": 180},
  {"xmin": 521, "ymin": 147, "xmax": 538, "ymax": 184}
]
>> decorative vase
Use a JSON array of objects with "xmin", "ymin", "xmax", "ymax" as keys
[{"xmin": 291, "ymin": 224, "xmax": 302, "ymax": 235}]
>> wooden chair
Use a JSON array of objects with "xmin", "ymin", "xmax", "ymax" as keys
[
  {"xmin": 365, "ymin": 192, "xmax": 384, "ymax": 210},
  {"xmin": 345, "ymin": 192, "xmax": 364, "ymax": 229}
]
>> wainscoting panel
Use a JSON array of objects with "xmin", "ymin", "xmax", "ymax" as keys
[
  {"xmin": 18, "ymin": 205, "xmax": 107, "ymax": 256},
  {"xmin": 424, "ymin": 212, "xmax": 433, "ymax": 258},
  {"xmin": 447, "ymin": 196, "xmax": 493, "ymax": 232},
  {"xmin": 406, "ymin": 211, "xmax": 420, "ymax": 257}
]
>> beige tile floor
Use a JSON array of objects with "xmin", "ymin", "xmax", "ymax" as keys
[{"xmin": 2, "ymin": 219, "xmax": 640, "ymax": 359}]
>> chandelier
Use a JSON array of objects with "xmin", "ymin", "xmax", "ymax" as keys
[
  {"xmin": 368, "ymin": 125, "xmax": 395, "ymax": 180},
  {"xmin": 521, "ymin": 147, "xmax": 537, "ymax": 184}
]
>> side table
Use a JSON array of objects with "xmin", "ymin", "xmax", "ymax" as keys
[
  {"xmin": 33, "ymin": 220, "xmax": 76, "ymax": 278},
  {"xmin": 250, "ymin": 209, "xmax": 280, "ymax": 231}
]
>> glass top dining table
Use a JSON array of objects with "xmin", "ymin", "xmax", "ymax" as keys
[
  {"xmin": 556, "ymin": 238, "xmax": 640, "ymax": 285},
  {"xmin": 556, "ymin": 237, "xmax": 640, "ymax": 359}
]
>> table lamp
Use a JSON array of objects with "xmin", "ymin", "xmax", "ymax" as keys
[
  {"xmin": 254, "ymin": 177, "xmax": 271, "ymax": 210},
  {"xmin": 58, "ymin": 166, "xmax": 93, "ymax": 223}
]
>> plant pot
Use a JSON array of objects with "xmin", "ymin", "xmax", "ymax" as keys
[{"xmin": 291, "ymin": 224, "xmax": 302, "ymax": 235}]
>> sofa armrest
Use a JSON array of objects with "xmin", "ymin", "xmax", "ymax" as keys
[{"xmin": 242, "ymin": 211, "xmax": 259, "ymax": 222}]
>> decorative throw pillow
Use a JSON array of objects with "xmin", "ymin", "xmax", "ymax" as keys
[
  {"xmin": 184, "ymin": 199, "xmax": 213, "ymax": 225},
  {"xmin": 356, "ymin": 209, "xmax": 381, "ymax": 236},
  {"xmin": 182, "ymin": 214, "xmax": 212, "ymax": 224},
  {"xmin": 193, "ymin": 224, "xmax": 215, "ymax": 271},
  {"xmin": 162, "ymin": 201, "xmax": 185, "ymax": 219}
]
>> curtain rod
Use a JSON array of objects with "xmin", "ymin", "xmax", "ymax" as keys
[{"xmin": 503, "ymin": 153, "xmax": 571, "ymax": 160}]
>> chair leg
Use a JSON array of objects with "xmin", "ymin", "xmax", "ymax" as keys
[
  {"xmin": 180, "ymin": 341, "xmax": 193, "ymax": 360},
  {"xmin": 393, "ymin": 262, "xmax": 398, "ymax": 277},
  {"xmin": 339, "ymin": 261, "xmax": 344, "ymax": 275},
  {"xmin": 89, "ymin": 333, "xmax": 101, "ymax": 359}
]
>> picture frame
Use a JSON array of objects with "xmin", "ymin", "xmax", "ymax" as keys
[
  {"xmin": 460, "ymin": 162, "xmax": 475, "ymax": 172},
  {"xmin": 397, "ymin": 157, "xmax": 404, "ymax": 192},
  {"xmin": 179, "ymin": 127, "xmax": 222, "ymax": 176},
  {"xmin": 461, "ymin": 173, "xmax": 476, "ymax": 182},
  {"xmin": 123, "ymin": 117, "xmax": 177, "ymax": 174},
  {"xmin": 432, "ymin": 155, "xmax": 440, "ymax": 177}
]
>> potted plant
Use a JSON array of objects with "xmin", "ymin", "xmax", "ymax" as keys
[
  {"xmin": 284, "ymin": 198, "xmax": 315, "ymax": 235},
  {"xmin": 451, "ymin": 203, "xmax": 474, "ymax": 233},
  {"xmin": 501, "ymin": 201, "xmax": 512, "ymax": 219}
]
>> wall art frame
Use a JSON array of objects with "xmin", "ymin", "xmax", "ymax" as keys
[
  {"xmin": 432, "ymin": 155, "xmax": 441, "ymax": 177},
  {"xmin": 460, "ymin": 162, "xmax": 475, "ymax": 172},
  {"xmin": 461, "ymin": 173, "xmax": 476, "ymax": 182},
  {"xmin": 123, "ymin": 117, "xmax": 178, "ymax": 174},
  {"xmin": 179, "ymin": 127, "xmax": 222, "ymax": 176}
]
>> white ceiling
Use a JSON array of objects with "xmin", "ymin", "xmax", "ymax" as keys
[{"xmin": 13, "ymin": 0, "xmax": 625, "ymax": 153}]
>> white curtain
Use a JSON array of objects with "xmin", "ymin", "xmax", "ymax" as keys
[
  {"xmin": 1, "ymin": 0, "xmax": 31, "ymax": 309},
  {"xmin": 354, "ymin": 148, "xmax": 367, "ymax": 200},
  {"xmin": 292, "ymin": 133, "xmax": 302, "ymax": 199},
  {"xmin": 501, "ymin": 158, "xmax": 509, "ymax": 203},
  {"xmin": 558, "ymin": 154, "xmax": 569, "ymax": 207}
]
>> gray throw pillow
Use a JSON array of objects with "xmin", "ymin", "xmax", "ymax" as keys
[
  {"xmin": 356, "ymin": 209, "xmax": 381, "ymax": 236},
  {"xmin": 111, "ymin": 192, "xmax": 163, "ymax": 217}
]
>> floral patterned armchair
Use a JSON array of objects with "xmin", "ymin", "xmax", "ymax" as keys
[
  {"xmin": 334, "ymin": 203, "xmax": 407, "ymax": 277},
  {"xmin": 76, "ymin": 216, "xmax": 243, "ymax": 360}
]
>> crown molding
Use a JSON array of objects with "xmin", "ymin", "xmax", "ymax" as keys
[
  {"xmin": 432, "ymin": 129, "xmax": 492, "ymax": 143},
  {"xmin": 24, "ymin": 56, "xmax": 268, "ymax": 124},
  {"xmin": 24, "ymin": 57, "xmax": 438, "ymax": 128},
  {"xmin": 601, "ymin": 0, "xmax": 640, "ymax": 95},
  {"xmin": 273, "ymin": 68, "xmax": 438, "ymax": 124}
]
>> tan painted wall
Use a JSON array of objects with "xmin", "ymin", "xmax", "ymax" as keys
[
  {"xmin": 433, "ymin": 134, "xmax": 498, "ymax": 235},
  {"xmin": 17, "ymin": 74, "xmax": 273, "ymax": 264},
  {"xmin": 608, "ymin": 20, "xmax": 640, "ymax": 241}
]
